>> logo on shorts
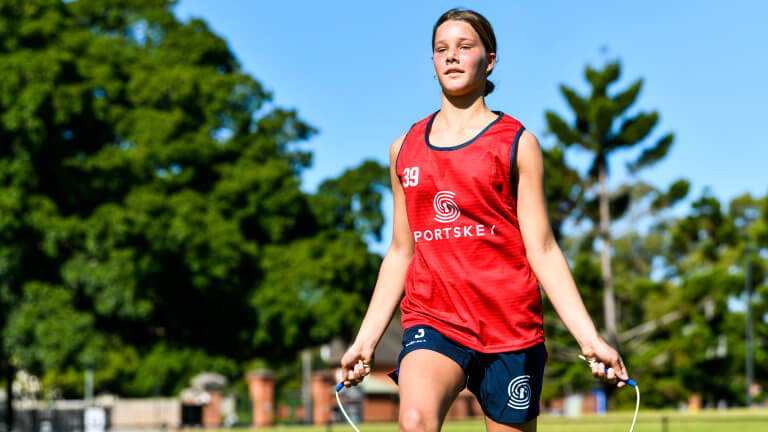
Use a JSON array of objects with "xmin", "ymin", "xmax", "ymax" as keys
[
  {"xmin": 507, "ymin": 375, "xmax": 531, "ymax": 409},
  {"xmin": 405, "ymin": 328, "xmax": 427, "ymax": 347},
  {"xmin": 433, "ymin": 191, "xmax": 460, "ymax": 223}
]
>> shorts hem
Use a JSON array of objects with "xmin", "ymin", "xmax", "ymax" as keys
[{"xmin": 482, "ymin": 408, "xmax": 540, "ymax": 425}]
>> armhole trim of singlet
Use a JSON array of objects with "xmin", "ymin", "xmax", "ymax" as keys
[
  {"xmin": 509, "ymin": 126, "xmax": 526, "ymax": 199},
  {"xmin": 394, "ymin": 122, "xmax": 417, "ymax": 174}
]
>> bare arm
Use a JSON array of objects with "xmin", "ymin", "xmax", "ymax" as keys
[
  {"xmin": 340, "ymin": 134, "xmax": 415, "ymax": 386},
  {"xmin": 516, "ymin": 130, "xmax": 629, "ymax": 385}
]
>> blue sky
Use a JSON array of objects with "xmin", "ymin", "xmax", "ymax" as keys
[{"xmin": 175, "ymin": 1, "xmax": 767, "ymax": 252}]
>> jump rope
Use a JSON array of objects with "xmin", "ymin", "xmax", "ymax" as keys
[
  {"xmin": 335, "ymin": 356, "xmax": 640, "ymax": 432},
  {"xmin": 578, "ymin": 355, "xmax": 640, "ymax": 432}
]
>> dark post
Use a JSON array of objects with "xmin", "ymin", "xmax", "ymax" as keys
[
  {"xmin": 302, "ymin": 350, "xmax": 313, "ymax": 424},
  {"xmin": 661, "ymin": 415, "xmax": 668, "ymax": 432},
  {"xmin": 5, "ymin": 360, "xmax": 13, "ymax": 432},
  {"xmin": 745, "ymin": 242, "xmax": 754, "ymax": 407}
]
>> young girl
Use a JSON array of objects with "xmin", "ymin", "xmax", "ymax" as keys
[{"xmin": 340, "ymin": 8, "xmax": 630, "ymax": 432}]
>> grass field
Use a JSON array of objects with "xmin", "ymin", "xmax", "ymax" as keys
[{"xmin": 215, "ymin": 409, "xmax": 768, "ymax": 432}]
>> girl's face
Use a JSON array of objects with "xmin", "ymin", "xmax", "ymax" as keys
[{"xmin": 433, "ymin": 20, "xmax": 495, "ymax": 97}]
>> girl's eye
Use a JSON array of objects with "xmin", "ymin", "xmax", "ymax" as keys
[{"xmin": 461, "ymin": 45, "xmax": 471, "ymax": 50}]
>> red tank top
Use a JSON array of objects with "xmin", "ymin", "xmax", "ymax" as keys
[{"xmin": 396, "ymin": 111, "xmax": 544, "ymax": 353}]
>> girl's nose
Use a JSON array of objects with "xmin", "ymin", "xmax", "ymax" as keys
[{"xmin": 446, "ymin": 48, "xmax": 458, "ymax": 63}]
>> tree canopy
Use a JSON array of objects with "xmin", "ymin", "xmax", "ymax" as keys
[{"xmin": 0, "ymin": 0, "xmax": 387, "ymax": 398}]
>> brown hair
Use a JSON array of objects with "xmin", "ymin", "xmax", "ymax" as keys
[{"xmin": 432, "ymin": 8, "xmax": 497, "ymax": 96}]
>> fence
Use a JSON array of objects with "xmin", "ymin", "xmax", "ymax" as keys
[
  {"xmin": 0, "ymin": 398, "xmax": 183, "ymax": 432},
  {"xmin": 0, "ymin": 407, "xmax": 105, "ymax": 432}
]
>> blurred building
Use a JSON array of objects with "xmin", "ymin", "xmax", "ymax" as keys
[
  {"xmin": 0, "ymin": 373, "xmax": 235, "ymax": 432},
  {"xmin": 254, "ymin": 318, "xmax": 484, "ymax": 426}
]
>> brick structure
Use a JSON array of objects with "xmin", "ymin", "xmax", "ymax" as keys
[
  {"xmin": 363, "ymin": 393, "xmax": 399, "ymax": 422},
  {"xmin": 544, "ymin": 392, "xmax": 603, "ymax": 416},
  {"xmin": 581, "ymin": 392, "xmax": 597, "ymax": 414},
  {"xmin": 688, "ymin": 393, "xmax": 702, "ymax": 412},
  {"xmin": 276, "ymin": 404, "xmax": 306, "ymax": 422},
  {"xmin": 359, "ymin": 370, "xmax": 399, "ymax": 422},
  {"xmin": 311, "ymin": 371, "xmax": 336, "ymax": 425},
  {"xmin": 248, "ymin": 370, "xmax": 276, "ymax": 426},
  {"xmin": 186, "ymin": 372, "xmax": 228, "ymax": 427},
  {"xmin": 202, "ymin": 390, "xmax": 223, "ymax": 427}
]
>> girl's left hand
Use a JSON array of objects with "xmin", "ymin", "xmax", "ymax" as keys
[{"xmin": 581, "ymin": 338, "xmax": 630, "ymax": 387}]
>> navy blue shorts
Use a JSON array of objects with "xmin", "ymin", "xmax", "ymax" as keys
[{"xmin": 389, "ymin": 325, "xmax": 547, "ymax": 424}]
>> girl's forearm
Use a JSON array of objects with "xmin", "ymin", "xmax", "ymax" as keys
[
  {"xmin": 353, "ymin": 247, "xmax": 412, "ymax": 350},
  {"xmin": 527, "ymin": 246, "xmax": 601, "ymax": 351}
]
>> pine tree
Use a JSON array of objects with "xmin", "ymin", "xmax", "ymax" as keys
[{"xmin": 545, "ymin": 60, "xmax": 686, "ymax": 348}]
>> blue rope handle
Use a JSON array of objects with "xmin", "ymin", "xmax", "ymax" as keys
[{"xmin": 579, "ymin": 355, "xmax": 636, "ymax": 387}]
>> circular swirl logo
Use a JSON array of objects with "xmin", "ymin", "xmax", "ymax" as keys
[
  {"xmin": 433, "ymin": 191, "xmax": 460, "ymax": 223},
  {"xmin": 507, "ymin": 375, "xmax": 531, "ymax": 409}
]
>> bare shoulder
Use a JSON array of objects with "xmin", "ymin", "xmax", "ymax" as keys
[
  {"xmin": 389, "ymin": 134, "xmax": 405, "ymax": 156},
  {"xmin": 517, "ymin": 129, "xmax": 543, "ymax": 171},
  {"xmin": 389, "ymin": 133, "xmax": 407, "ymax": 160},
  {"xmin": 519, "ymin": 129, "xmax": 541, "ymax": 152}
]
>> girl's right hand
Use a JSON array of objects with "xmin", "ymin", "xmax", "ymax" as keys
[{"xmin": 339, "ymin": 344, "xmax": 374, "ymax": 387}]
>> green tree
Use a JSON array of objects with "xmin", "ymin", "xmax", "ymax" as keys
[
  {"xmin": 545, "ymin": 60, "xmax": 688, "ymax": 348},
  {"xmin": 542, "ymin": 191, "xmax": 768, "ymax": 409},
  {"xmin": 0, "ymin": 0, "xmax": 387, "ymax": 417},
  {"xmin": 652, "ymin": 192, "xmax": 768, "ymax": 407}
]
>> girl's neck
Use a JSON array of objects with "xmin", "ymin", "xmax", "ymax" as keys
[{"xmin": 437, "ymin": 90, "xmax": 495, "ymax": 129}]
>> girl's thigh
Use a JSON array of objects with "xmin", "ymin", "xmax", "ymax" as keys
[{"xmin": 398, "ymin": 349, "xmax": 467, "ymax": 432}]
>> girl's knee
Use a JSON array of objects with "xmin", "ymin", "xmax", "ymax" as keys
[{"xmin": 399, "ymin": 408, "xmax": 438, "ymax": 432}]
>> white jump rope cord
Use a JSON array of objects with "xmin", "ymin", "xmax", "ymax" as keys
[
  {"xmin": 579, "ymin": 355, "xmax": 639, "ymax": 432},
  {"xmin": 336, "ymin": 387, "xmax": 361, "ymax": 432},
  {"xmin": 630, "ymin": 384, "xmax": 640, "ymax": 432},
  {"xmin": 336, "ymin": 357, "xmax": 639, "ymax": 432}
]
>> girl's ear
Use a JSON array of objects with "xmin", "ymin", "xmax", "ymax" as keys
[{"xmin": 486, "ymin": 52, "xmax": 496, "ymax": 74}]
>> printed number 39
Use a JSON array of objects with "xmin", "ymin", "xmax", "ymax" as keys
[{"xmin": 403, "ymin": 167, "xmax": 419, "ymax": 187}]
